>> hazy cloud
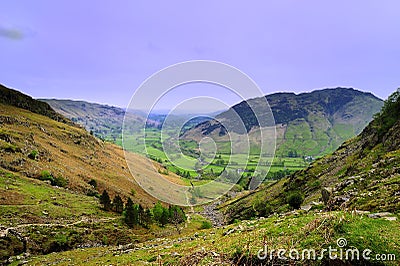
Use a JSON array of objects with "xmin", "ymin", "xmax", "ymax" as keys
[{"xmin": 0, "ymin": 25, "xmax": 24, "ymax": 40}]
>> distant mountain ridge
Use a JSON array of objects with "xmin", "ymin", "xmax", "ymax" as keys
[
  {"xmin": 40, "ymin": 99, "xmax": 146, "ymax": 140},
  {"xmin": 183, "ymin": 87, "xmax": 383, "ymax": 157},
  {"xmin": 41, "ymin": 99, "xmax": 224, "ymax": 141}
]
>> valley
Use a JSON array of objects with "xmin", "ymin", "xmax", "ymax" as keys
[
  {"xmin": 0, "ymin": 84, "xmax": 399, "ymax": 265},
  {"xmin": 2, "ymin": 1, "xmax": 400, "ymax": 264},
  {"xmin": 43, "ymin": 88, "xmax": 383, "ymax": 190}
]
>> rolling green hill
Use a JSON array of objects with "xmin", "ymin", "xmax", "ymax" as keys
[
  {"xmin": 183, "ymin": 88, "xmax": 383, "ymax": 157},
  {"xmin": 223, "ymin": 89, "xmax": 400, "ymax": 222}
]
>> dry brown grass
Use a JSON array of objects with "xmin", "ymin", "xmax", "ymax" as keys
[{"xmin": 0, "ymin": 103, "xmax": 184, "ymax": 207}]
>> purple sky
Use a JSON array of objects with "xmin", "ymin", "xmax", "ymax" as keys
[{"xmin": 1, "ymin": 1, "xmax": 399, "ymax": 110}]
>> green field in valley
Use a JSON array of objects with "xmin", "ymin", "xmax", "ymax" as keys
[{"xmin": 112, "ymin": 127, "xmax": 310, "ymax": 190}]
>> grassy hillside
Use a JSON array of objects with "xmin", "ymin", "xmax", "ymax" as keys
[
  {"xmin": 24, "ymin": 210, "xmax": 400, "ymax": 265},
  {"xmin": 0, "ymin": 84, "xmax": 71, "ymax": 125},
  {"xmin": 0, "ymin": 86, "xmax": 195, "ymax": 263},
  {"xmin": 223, "ymin": 89, "xmax": 400, "ymax": 222},
  {"xmin": 0, "ymin": 168, "xmax": 205, "ymax": 264},
  {"xmin": 0, "ymin": 102, "xmax": 166, "ymax": 204},
  {"xmin": 184, "ymin": 88, "xmax": 383, "ymax": 157}
]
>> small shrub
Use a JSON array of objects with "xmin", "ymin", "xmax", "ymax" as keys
[
  {"xmin": 28, "ymin": 150, "xmax": 38, "ymax": 160},
  {"xmin": 264, "ymin": 203, "xmax": 273, "ymax": 216},
  {"xmin": 39, "ymin": 171, "xmax": 67, "ymax": 187},
  {"xmin": 53, "ymin": 176, "xmax": 68, "ymax": 187},
  {"xmin": 242, "ymin": 207, "xmax": 257, "ymax": 219},
  {"xmin": 88, "ymin": 179, "xmax": 97, "ymax": 188},
  {"xmin": 252, "ymin": 197, "xmax": 273, "ymax": 217},
  {"xmin": 286, "ymin": 191, "xmax": 304, "ymax": 209},
  {"xmin": 50, "ymin": 233, "xmax": 69, "ymax": 252},
  {"xmin": 158, "ymin": 168, "xmax": 169, "ymax": 175},
  {"xmin": 40, "ymin": 170, "xmax": 53, "ymax": 182},
  {"xmin": 86, "ymin": 190, "xmax": 99, "ymax": 197},
  {"xmin": 200, "ymin": 220, "xmax": 212, "ymax": 229},
  {"xmin": 102, "ymin": 235, "xmax": 108, "ymax": 245}
]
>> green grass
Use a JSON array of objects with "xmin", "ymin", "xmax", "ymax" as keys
[
  {"xmin": 117, "ymin": 127, "xmax": 310, "ymax": 187},
  {"xmin": 0, "ymin": 169, "xmax": 213, "ymax": 262},
  {"xmin": 0, "ymin": 170, "xmax": 113, "ymax": 226},
  {"xmin": 26, "ymin": 211, "xmax": 400, "ymax": 265}
]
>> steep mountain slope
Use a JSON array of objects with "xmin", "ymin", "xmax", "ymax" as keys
[
  {"xmin": 40, "ymin": 99, "xmax": 146, "ymax": 140},
  {"xmin": 0, "ymin": 84, "xmax": 71, "ymax": 125},
  {"xmin": 0, "ymin": 85, "xmax": 185, "ymax": 206},
  {"xmin": 224, "ymin": 89, "xmax": 400, "ymax": 221},
  {"xmin": 183, "ymin": 88, "xmax": 383, "ymax": 157},
  {"xmin": 0, "ymin": 86, "xmax": 195, "ymax": 263}
]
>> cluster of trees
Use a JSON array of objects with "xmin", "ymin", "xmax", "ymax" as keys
[
  {"xmin": 99, "ymin": 190, "xmax": 186, "ymax": 232},
  {"xmin": 213, "ymin": 158, "xmax": 226, "ymax": 166},
  {"xmin": 147, "ymin": 154, "xmax": 163, "ymax": 164},
  {"xmin": 265, "ymin": 169, "xmax": 293, "ymax": 180},
  {"xmin": 287, "ymin": 150, "xmax": 298, "ymax": 158},
  {"xmin": 152, "ymin": 202, "xmax": 187, "ymax": 233},
  {"xmin": 175, "ymin": 169, "xmax": 191, "ymax": 178}
]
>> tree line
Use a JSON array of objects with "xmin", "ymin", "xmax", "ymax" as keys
[{"xmin": 99, "ymin": 190, "xmax": 186, "ymax": 232}]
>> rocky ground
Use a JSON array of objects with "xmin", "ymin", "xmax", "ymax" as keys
[{"xmin": 200, "ymin": 200, "xmax": 225, "ymax": 227}]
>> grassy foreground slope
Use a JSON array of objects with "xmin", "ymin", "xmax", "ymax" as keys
[
  {"xmin": 0, "ymin": 85, "xmax": 191, "ymax": 263},
  {"xmin": 27, "ymin": 211, "xmax": 399, "ymax": 265}
]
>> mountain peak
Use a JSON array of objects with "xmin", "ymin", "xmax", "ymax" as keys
[{"xmin": 183, "ymin": 87, "xmax": 383, "ymax": 157}]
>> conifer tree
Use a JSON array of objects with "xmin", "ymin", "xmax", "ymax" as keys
[
  {"xmin": 113, "ymin": 195, "xmax": 124, "ymax": 213},
  {"xmin": 99, "ymin": 190, "xmax": 111, "ymax": 211},
  {"xmin": 124, "ymin": 198, "xmax": 135, "ymax": 227}
]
